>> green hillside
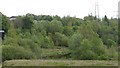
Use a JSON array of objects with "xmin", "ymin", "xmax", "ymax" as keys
[{"xmin": 0, "ymin": 13, "xmax": 118, "ymax": 62}]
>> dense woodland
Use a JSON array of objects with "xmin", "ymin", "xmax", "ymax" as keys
[{"xmin": 0, "ymin": 12, "xmax": 118, "ymax": 61}]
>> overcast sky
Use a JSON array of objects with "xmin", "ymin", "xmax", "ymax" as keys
[{"xmin": 0, "ymin": 0, "xmax": 119, "ymax": 18}]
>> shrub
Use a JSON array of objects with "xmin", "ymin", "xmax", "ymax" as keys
[
  {"xmin": 2, "ymin": 45, "xmax": 35, "ymax": 61},
  {"xmin": 68, "ymin": 33, "xmax": 83, "ymax": 59},
  {"xmin": 52, "ymin": 32, "xmax": 68, "ymax": 47},
  {"xmin": 41, "ymin": 36, "xmax": 54, "ymax": 48}
]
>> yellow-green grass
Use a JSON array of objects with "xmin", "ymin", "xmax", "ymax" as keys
[
  {"xmin": 41, "ymin": 47, "xmax": 70, "ymax": 57},
  {"xmin": 3, "ymin": 60, "xmax": 118, "ymax": 66}
]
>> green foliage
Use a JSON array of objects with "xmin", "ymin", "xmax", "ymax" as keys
[
  {"xmin": 68, "ymin": 32, "xmax": 108, "ymax": 60},
  {"xmin": 1, "ymin": 13, "xmax": 118, "ymax": 61},
  {"xmin": 68, "ymin": 33, "xmax": 100, "ymax": 60},
  {"xmin": 80, "ymin": 39, "xmax": 97, "ymax": 60},
  {"xmin": 0, "ymin": 45, "xmax": 2, "ymax": 62},
  {"xmin": 13, "ymin": 16, "xmax": 23, "ymax": 29},
  {"xmin": 37, "ymin": 15, "xmax": 53, "ymax": 21},
  {"xmin": 106, "ymin": 45, "xmax": 118, "ymax": 60},
  {"xmin": 90, "ymin": 37, "xmax": 106, "ymax": 57},
  {"xmin": 46, "ymin": 20, "xmax": 63, "ymax": 34},
  {"xmin": 99, "ymin": 25, "xmax": 118, "ymax": 47},
  {"xmin": 52, "ymin": 32, "xmax": 68, "ymax": 47},
  {"xmin": 80, "ymin": 50, "xmax": 97, "ymax": 60},
  {"xmin": 2, "ymin": 14, "xmax": 10, "ymax": 33},
  {"xmin": 106, "ymin": 39, "xmax": 116, "ymax": 48},
  {"xmin": 41, "ymin": 36, "xmax": 54, "ymax": 48},
  {"xmin": 2, "ymin": 45, "xmax": 35, "ymax": 61},
  {"xmin": 68, "ymin": 33, "xmax": 83, "ymax": 59},
  {"xmin": 3, "ymin": 37, "xmax": 18, "ymax": 46},
  {"xmin": 22, "ymin": 14, "xmax": 34, "ymax": 32},
  {"xmin": 35, "ymin": 20, "xmax": 49, "ymax": 33},
  {"xmin": 63, "ymin": 26, "xmax": 74, "ymax": 36},
  {"xmin": 53, "ymin": 15, "xmax": 61, "ymax": 21},
  {"xmin": 103, "ymin": 15, "xmax": 109, "ymax": 26}
]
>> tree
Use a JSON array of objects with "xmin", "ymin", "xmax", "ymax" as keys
[
  {"xmin": 106, "ymin": 45, "xmax": 118, "ymax": 60},
  {"xmin": 1, "ymin": 13, "xmax": 118, "ymax": 60},
  {"xmin": 99, "ymin": 26, "xmax": 117, "ymax": 47},
  {"xmin": 63, "ymin": 26, "xmax": 74, "ymax": 36},
  {"xmin": 1, "ymin": 14, "xmax": 10, "ymax": 33},
  {"xmin": 52, "ymin": 32, "xmax": 68, "ymax": 47},
  {"xmin": 22, "ymin": 14, "xmax": 34, "ymax": 32},
  {"xmin": 61, "ymin": 16, "xmax": 72, "ymax": 26},
  {"xmin": 53, "ymin": 15, "xmax": 61, "ymax": 21},
  {"xmin": 41, "ymin": 36, "xmax": 54, "ymax": 48},
  {"xmin": 35, "ymin": 20, "xmax": 49, "ymax": 33},
  {"xmin": 68, "ymin": 33, "xmax": 84, "ymax": 59},
  {"xmin": 37, "ymin": 15, "xmax": 53, "ymax": 21},
  {"xmin": 46, "ymin": 20, "xmax": 63, "ymax": 34},
  {"xmin": 106, "ymin": 39, "xmax": 116, "ymax": 48},
  {"xmin": 90, "ymin": 36, "xmax": 106, "ymax": 58},
  {"xmin": 7, "ymin": 23, "xmax": 17, "ymax": 38},
  {"xmin": 3, "ymin": 23, "xmax": 18, "ymax": 46},
  {"xmin": 13, "ymin": 16, "xmax": 23, "ymax": 29},
  {"xmin": 80, "ymin": 39, "xmax": 97, "ymax": 60},
  {"xmin": 103, "ymin": 15, "xmax": 110, "ymax": 26}
]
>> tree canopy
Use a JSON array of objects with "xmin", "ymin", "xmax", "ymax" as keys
[{"xmin": 1, "ymin": 13, "xmax": 118, "ymax": 61}]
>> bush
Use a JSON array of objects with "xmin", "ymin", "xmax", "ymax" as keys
[
  {"xmin": 18, "ymin": 38, "xmax": 42, "ymax": 58},
  {"xmin": 46, "ymin": 20, "xmax": 63, "ymax": 34},
  {"xmin": 63, "ymin": 26, "xmax": 74, "ymax": 36},
  {"xmin": 98, "ymin": 55, "xmax": 109, "ymax": 60},
  {"xmin": 52, "ymin": 32, "xmax": 68, "ymax": 47},
  {"xmin": 2, "ymin": 45, "xmax": 35, "ymax": 61},
  {"xmin": 41, "ymin": 36, "xmax": 54, "ymax": 48},
  {"xmin": 106, "ymin": 45, "xmax": 118, "ymax": 60},
  {"xmin": 68, "ymin": 33, "xmax": 83, "ymax": 59},
  {"xmin": 106, "ymin": 39, "xmax": 116, "ymax": 48},
  {"xmin": 80, "ymin": 39, "xmax": 98, "ymax": 60},
  {"xmin": 80, "ymin": 50, "xmax": 97, "ymax": 60}
]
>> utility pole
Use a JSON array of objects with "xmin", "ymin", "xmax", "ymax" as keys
[
  {"xmin": 118, "ymin": 1, "xmax": 120, "ymax": 19},
  {"xmin": 95, "ymin": 0, "xmax": 99, "ymax": 18}
]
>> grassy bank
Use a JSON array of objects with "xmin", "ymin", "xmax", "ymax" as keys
[{"xmin": 3, "ymin": 60, "xmax": 118, "ymax": 66}]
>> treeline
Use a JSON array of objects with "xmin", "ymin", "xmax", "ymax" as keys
[{"xmin": 0, "ymin": 13, "xmax": 118, "ymax": 61}]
